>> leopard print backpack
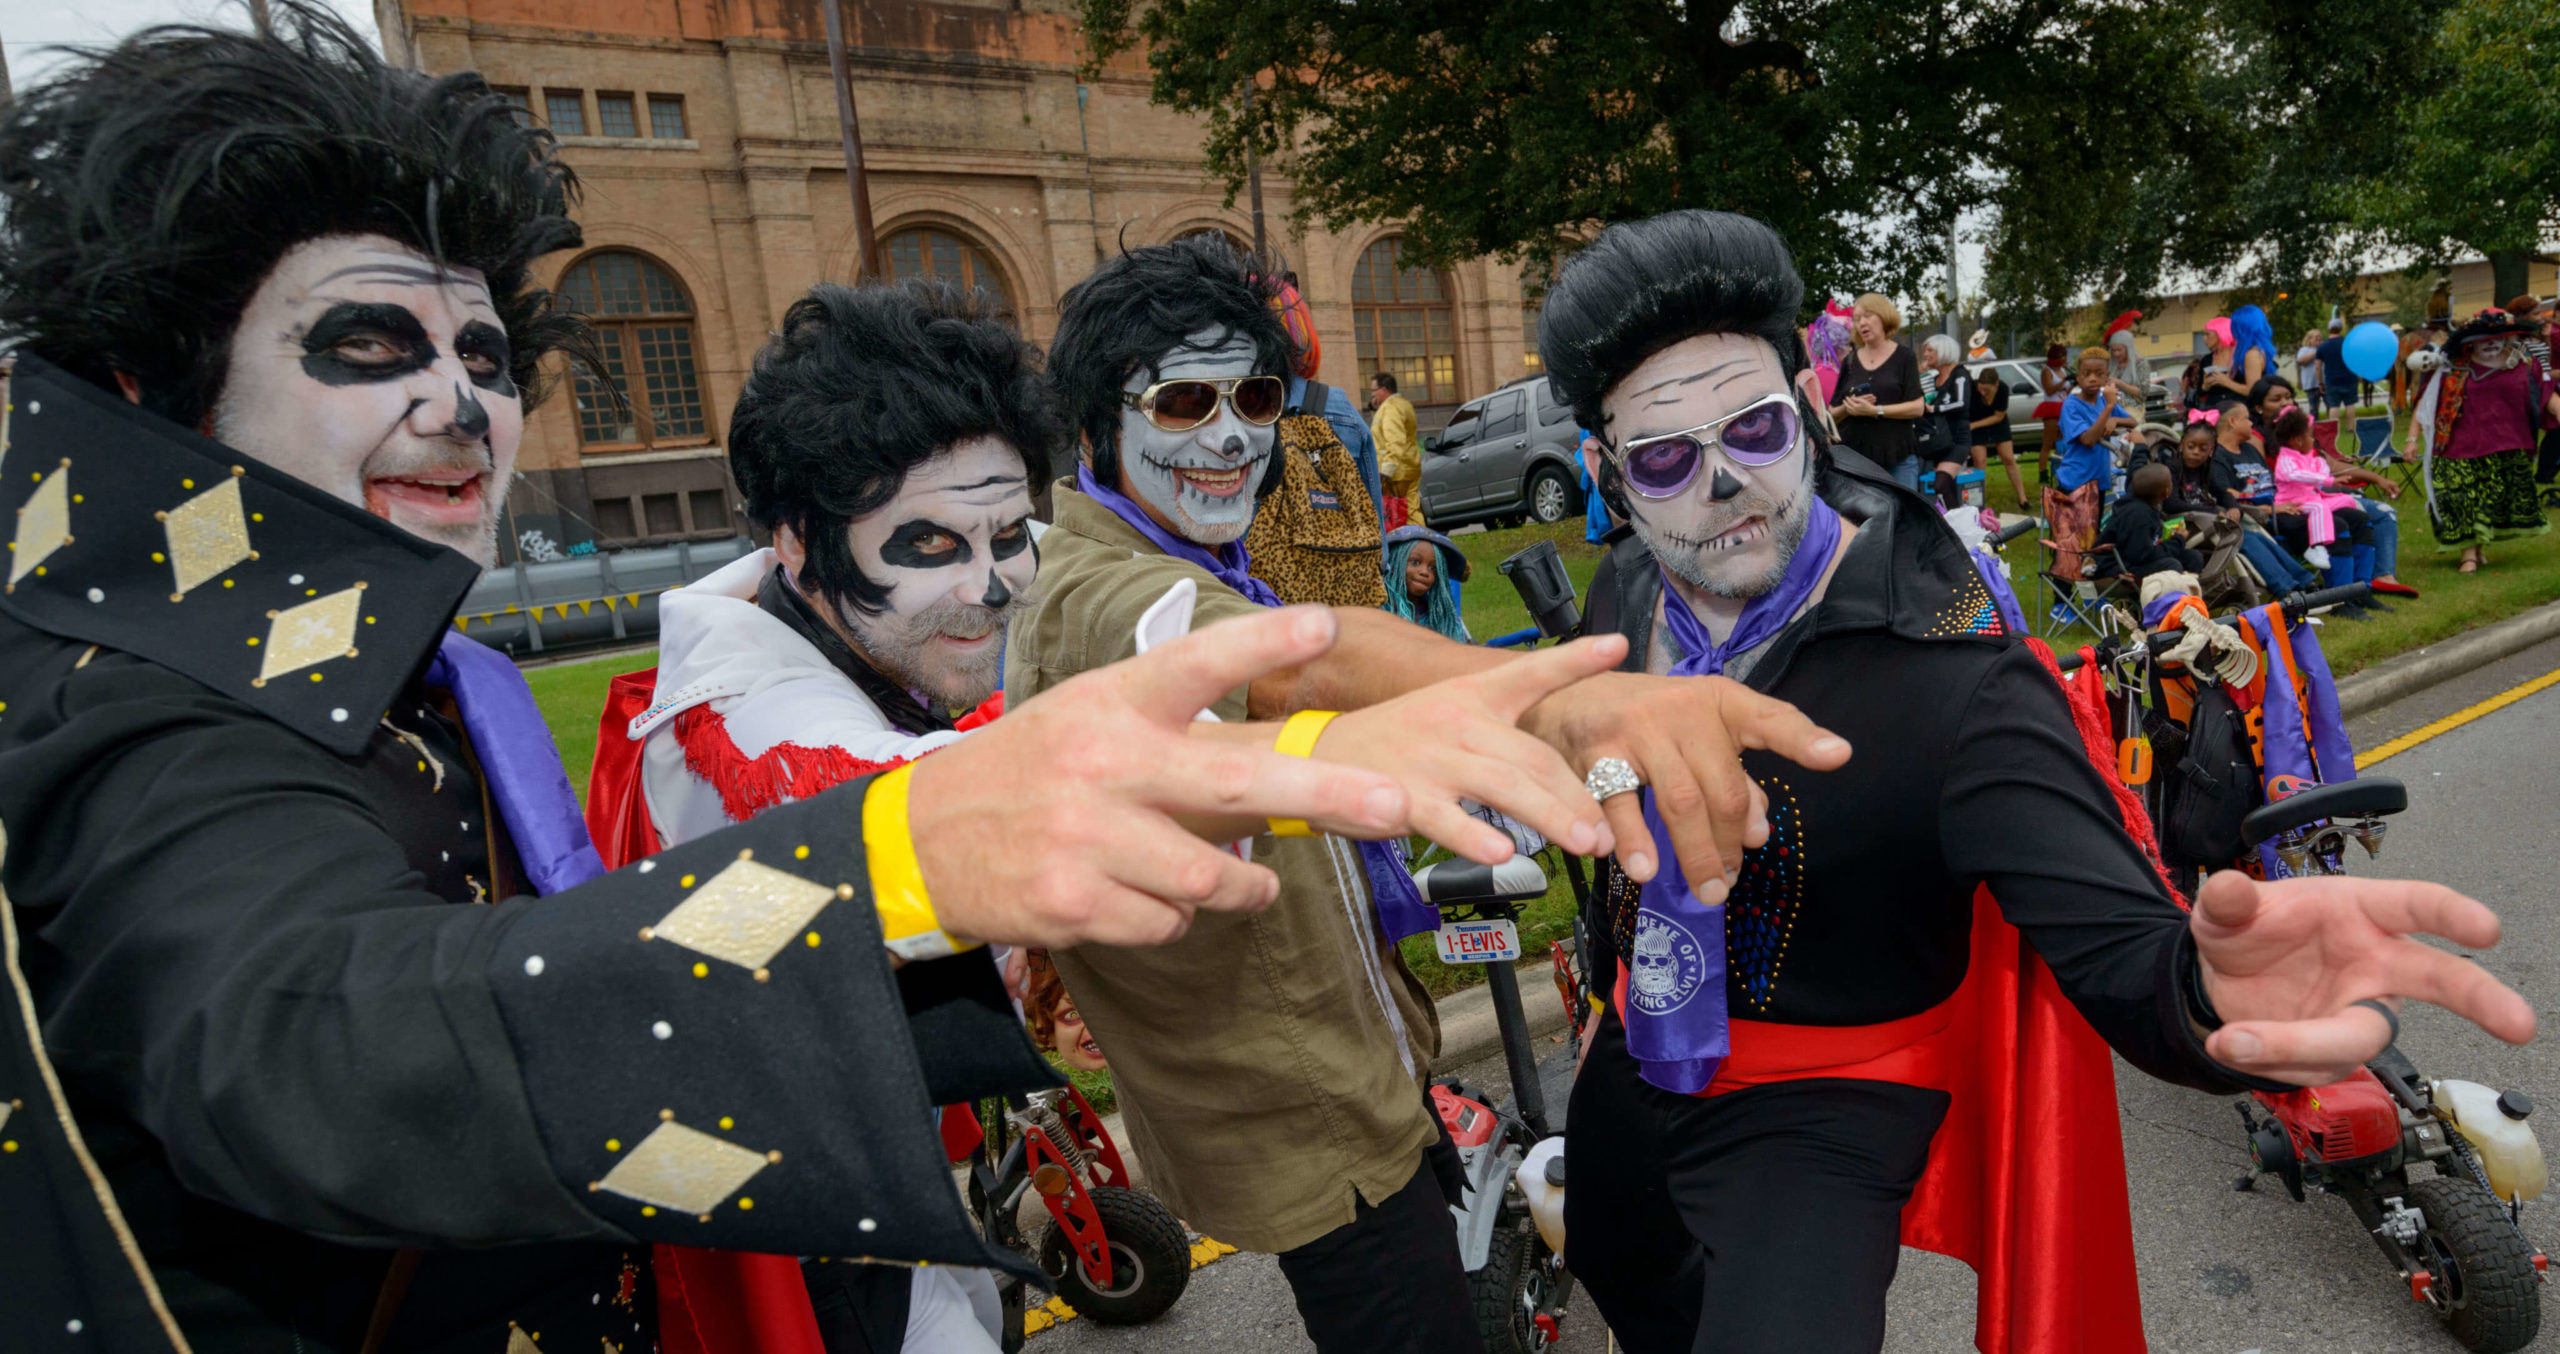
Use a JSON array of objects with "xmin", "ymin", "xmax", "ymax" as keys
[{"xmin": 1245, "ymin": 381, "xmax": 1387, "ymax": 607}]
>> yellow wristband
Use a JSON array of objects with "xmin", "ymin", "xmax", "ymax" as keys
[
  {"xmin": 1266, "ymin": 710, "xmax": 1342, "ymax": 838},
  {"xmin": 862, "ymin": 762, "xmax": 977, "ymax": 961}
]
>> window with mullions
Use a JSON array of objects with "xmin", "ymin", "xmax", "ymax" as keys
[
  {"xmin": 596, "ymin": 92, "xmax": 638, "ymax": 139},
  {"xmin": 649, "ymin": 94, "xmax": 688, "ymax": 140},
  {"xmin": 1352, "ymin": 239, "xmax": 1459, "ymax": 404},
  {"xmin": 884, "ymin": 227, "xmax": 1013, "ymax": 319},
  {"xmin": 544, "ymin": 90, "xmax": 586, "ymax": 135},
  {"xmin": 557, "ymin": 251, "xmax": 707, "ymax": 451}
]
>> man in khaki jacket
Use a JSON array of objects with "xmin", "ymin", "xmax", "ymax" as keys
[
  {"xmin": 1369, "ymin": 370, "xmax": 1424, "ymax": 524},
  {"xmin": 1014, "ymin": 235, "xmax": 1854, "ymax": 1352}
]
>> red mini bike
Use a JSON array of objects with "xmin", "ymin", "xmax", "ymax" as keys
[
  {"xmin": 966, "ymin": 1086, "xmax": 1191, "ymax": 1350},
  {"xmin": 2230, "ymin": 778, "xmax": 2548, "ymax": 1352}
]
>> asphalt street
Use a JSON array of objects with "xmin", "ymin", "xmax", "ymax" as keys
[{"xmin": 1032, "ymin": 633, "xmax": 2560, "ymax": 1354}]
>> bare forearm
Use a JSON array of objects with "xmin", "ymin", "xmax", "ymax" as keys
[{"xmin": 1247, "ymin": 606, "xmax": 1510, "ymax": 718}]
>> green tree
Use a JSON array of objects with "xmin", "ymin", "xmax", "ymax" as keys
[
  {"xmin": 1077, "ymin": 0, "xmax": 2203, "ymax": 307},
  {"xmin": 2355, "ymin": 0, "xmax": 2559, "ymax": 303}
]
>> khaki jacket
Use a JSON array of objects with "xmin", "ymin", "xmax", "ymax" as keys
[{"xmin": 1003, "ymin": 486, "xmax": 1440, "ymax": 1253}]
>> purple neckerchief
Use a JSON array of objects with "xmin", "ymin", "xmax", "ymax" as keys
[
  {"xmin": 2239, "ymin": 606, "xmax": 2355, "ymax": 878},
  {"xmin": 1972, "ymin": 547, "xmax": 2030, "ymax": 634},
  {"xmin": 426, "ymin": 630, "xmax": 607, "ymax": 896},
  {"xmin": 1077, "ymin": 466, "xmax": 1435, "ymax": 941},
  {"xmin": 1627, "ymin": 495, "xmax": 1841, "ymax": 1094},
  {"xmin": 1075, "ymin": 465, "xmax": 1284, "ymax": 608}
]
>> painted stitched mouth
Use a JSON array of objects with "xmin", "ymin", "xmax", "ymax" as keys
[{"xmin": 1669, "ymin": 515, "xmax": 1770, "ymax": 553}]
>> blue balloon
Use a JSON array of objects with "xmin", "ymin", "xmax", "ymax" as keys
[{"xmin": 2342, "ymin": 321, "xmax": 2398, "ymax": 382}]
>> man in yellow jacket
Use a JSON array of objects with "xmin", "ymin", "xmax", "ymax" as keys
[{"xmin": 1369, "ymin": 371, "xmax": 1424, "ymax": 525}]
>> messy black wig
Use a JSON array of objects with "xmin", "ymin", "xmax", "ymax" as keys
[
  {"xmin": 1537, "ymin": 210, "xmax": 1817, "ymax": 517},
  {"xmin": 1047, "ymin": 232, "xmax": 1296, "ymax": 497},
  {"xmin": 0, "ymin": 0, "xmax": 591, "ymax": 428},
  {"xmin": 727, "ymin": 279, "xmax": 1059, "ymax": 618}
]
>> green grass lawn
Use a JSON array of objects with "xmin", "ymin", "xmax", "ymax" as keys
[{"xmin": 524, "ymin": 648, "xmax": 655, "ymax": 803}]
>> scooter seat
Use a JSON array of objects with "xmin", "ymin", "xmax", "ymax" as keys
[
  {"xmin": 1411, "ymin": 856, "xmax": 1550, "ymax": 907},
  {"xmin": 2241, "ymin": 777, "xmax": 2407, "ymax": 847}
]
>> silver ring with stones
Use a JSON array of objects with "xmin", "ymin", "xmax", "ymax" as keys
[{"xmin": 1584, "ymin": 757, "xmax": 1643, "ymax": 802}]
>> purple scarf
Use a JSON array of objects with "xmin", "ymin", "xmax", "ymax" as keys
[
  {"xmin": 1075, "ymin": 466, "xmax": 1283, "ymax": 608},
  {"xmin": 1076, "ymin": 465, "xmax": 1437, "ymax": 942},
  {"xmin": 426, "ymin": 630, "xmax": 607, "ymax": 897},
  {"xmin": 1626, "ymin": 495, "xmax": 1841, "ymax": 1094},
  {"xmin": 2239, "ymin": 606, "xmax": 2355, "ymax": 878}
]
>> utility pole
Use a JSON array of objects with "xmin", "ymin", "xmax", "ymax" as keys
[
  {"xmin": 1945, "ymin": 212, "xmax": 1962, "ymax": 344},
  {"xmin": 1242, "ymin": 82, "xmax": 1267, "ymax": 254},
  {"xmin": 0, "ymin": 25, "xmax": 14, "ymax": 111},
  {"xmin": 249, "ymin": 0, "xmax": 273, "ymax": 37},
  {"xmin": 821, "ymin": 0, "xmax": 883, "ymax": 281},
  {"xmin": 1076, "ymin": 84, "xmax": 1104, "ymax": 268}
]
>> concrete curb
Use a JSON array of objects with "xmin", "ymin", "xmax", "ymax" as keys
[
  {"xmin": 1433, "ymin": 964, "xmax": 1572, "ymax": 1072},
  {"xmin": 2335, "ymin": 600, "xmax": 2560, "ymax": 718}
]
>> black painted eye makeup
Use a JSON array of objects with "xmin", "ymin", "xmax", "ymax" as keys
[
  {"xmin": 990, "ymin": 518, "xmax": 1031, "ymax": 560},
  {"xmin": 881, "ymin": 520, "xmax": 971, "ymax": 569},
  {"xmin": 299, "ymin": 303, "xmax": 435, "ymax": 385},
  {"xmin": 455, "ymin": 320, "xmax": 518, "ymax": 396}
]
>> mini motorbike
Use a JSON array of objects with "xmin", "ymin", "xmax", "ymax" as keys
[
  {"xmin": 2230, "ymin": 778, "xmax": 2549, "ymax": 1353},
  {"xmin": 965, "ymin": 1086, "xmax": 1191, "ymax": 1351}
]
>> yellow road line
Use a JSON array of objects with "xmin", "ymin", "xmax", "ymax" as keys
[
  {"xmin": 1021, "ymin": 1234, "xmax": 1241, "ymax": 1337},
  {"xmin": 2356, "ymin": 665, "xmax": 2560, "ymax": 770}
]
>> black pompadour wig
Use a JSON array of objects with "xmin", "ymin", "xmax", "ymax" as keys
[
  {"xmin": 1046, "ymin": 232, "xmax": 1297, "ymax": 498},
  {"xmin": 0, "ymin": 0, "xmax": 592, "ymax": 428},
  {"xmin": 727, "ymin": 279, "xmax": 1060, "ymax": 619},
  {"xmin": 1537, "ymin": 210, "xmax": 1820, "ymax": 517}
]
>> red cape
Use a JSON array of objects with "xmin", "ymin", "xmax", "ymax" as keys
[{"xmin": 1886, "ymin": 638, "xmax": 2171, "ymax": 1354}]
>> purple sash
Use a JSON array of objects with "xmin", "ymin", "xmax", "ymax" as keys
[
  {"xmin": 2238, "ymin": 606, "xmax": 2354, "ymax": 878},
  {"xmin": 1627, "ymin": 497, "xmax": 1841, "ymax": 1093},
  {"xmin": 426, "ymin": 630, "xmax": 606, "ymax": 897},
  {"xmin": 1077, "ymin": 466, "xmax": 1437, "ymax": 941}
]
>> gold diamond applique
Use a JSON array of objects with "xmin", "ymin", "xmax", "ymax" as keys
[
  {"xmin": 8, "ymin": 460, "xmax": 71, "ymax": 590},
  {"xmin": 164, "ymin": 474, "xmax": 254, "ymax": 596},
  {"xmin": 256, "ymin": 584, "xmax": 365, "ymax": 684},
  {"xmin": 596, "ymin": 1119, "xmax": 770, "ymax": 1214},
  {"xmin": 650, "ymin": 858, "xmax": 837, "ymax": 971}
]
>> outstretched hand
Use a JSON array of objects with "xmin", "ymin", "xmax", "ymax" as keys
[
  {"xmin": 1311, "ymin": 633, "xmax": 1630, "ymax": 865},
  {"xmin": 905, "ymin": 606, "xmax": 1411, "ymax": 951},
  {"xmin": 2192, "ymin": 871, "xmax": 2536, "ymax": 1086}
]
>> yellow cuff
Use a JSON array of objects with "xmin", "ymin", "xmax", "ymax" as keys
[
  {"xmin": 1266, "ymin": 710, "xmax": 1342, "ymax": 838},
  {"xmin": 862, "ymin": 762, "xmax": 977, "ymax": 961}
]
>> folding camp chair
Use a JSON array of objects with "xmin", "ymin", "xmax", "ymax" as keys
[
  {"xmin": 2034, "ymin": 535, "xmax": 2138, "ymax": 639},
  {"xmin": 2350, "ymin": 414, "xmax": 2395, "ymax": 465},
  {"xmin": 2310, "ymin": 419, "xmax": 2339, "ymax": 457}
]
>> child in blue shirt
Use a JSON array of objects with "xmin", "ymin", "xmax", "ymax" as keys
[{"xmin": 2056, "ymin": 347, "xmax": 2134, "ymax": 493}]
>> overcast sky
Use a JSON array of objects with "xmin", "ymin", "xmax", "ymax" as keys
[{"xmin": 0, "ymin": 0, "xmax": 376, "ymax": 88}]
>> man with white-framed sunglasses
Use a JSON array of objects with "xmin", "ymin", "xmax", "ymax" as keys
[{"xmin": 1545, "ymin": 209, "xmax": 2533, "ymax": 1354}]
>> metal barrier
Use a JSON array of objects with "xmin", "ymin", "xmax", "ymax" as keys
[{"xmin": 452, "ymin": 535, "xmax": 756, "ymax": 657}]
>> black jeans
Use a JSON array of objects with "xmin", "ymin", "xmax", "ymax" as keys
[
  {"xmin": 1564, "ymin": 1017, "xmax": 1951, "ymax": 1354},
  {"xmin": 1274, "ymin": 1144, "xmax": 1483, "ymax": 1354}
]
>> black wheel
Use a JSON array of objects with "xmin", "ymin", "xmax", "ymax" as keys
[
  {"xmin": 1526, "ymin": 466, "xmax": 1578, "ymax": 524},
  {"xmin": 2406, "ymin": 1175, "xmax": 2542, "ymax": 1352},
  {"xmin": 1036, "ymin": 1185, "xmax": 1192, "ymax": 1325},
  {"xmin": 1472, "ymin": 1220, "xmax": 1562, "ymax": 1353}
]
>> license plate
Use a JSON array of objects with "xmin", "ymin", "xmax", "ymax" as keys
[{"xmin": 1435, "ymin": 918, "xmax": 1520, "ymax": 965}]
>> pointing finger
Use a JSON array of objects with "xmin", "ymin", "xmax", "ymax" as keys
[
  {"xmin": 1719, "ymin": 682, "xmax": 1852, "ymax": 771},
  {"xmin": 1468, "ymin": 635, "xmax": 1631, "ymax": 718},
  {"xmin": 1110, "ymin": 605, "xmax": 1340, "ymax": 725}
]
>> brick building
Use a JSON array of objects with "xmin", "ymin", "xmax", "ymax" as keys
[{"xmin": 375, "ymin": 0, "xmax": 1541, "ymax": 562}]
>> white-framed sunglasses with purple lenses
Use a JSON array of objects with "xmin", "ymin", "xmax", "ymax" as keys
[{"xmin": 1611, "ymin": 393, "xmax": 1804, "ymax": 499}]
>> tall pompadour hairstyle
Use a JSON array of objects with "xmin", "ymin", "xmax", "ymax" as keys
[
  {"xmin": 726, "ymin": 279, "xmax": 1060, "ymax": 619},
  {"xmin": 1536, "ymin": 210, "xmax": 1817, "ymax": 517},
  {"xmin": 1046, "ymin": 232, "xmax": 1298, "ymax": 497},
  {"xmin": 0, "ymin": 0, "xmax": 591, "ymax": 427}
]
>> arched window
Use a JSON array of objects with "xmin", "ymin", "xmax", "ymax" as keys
[
  {"xmin": 558, "ymin": 251, "xmax": 707, "ymax": 450},
  {"xmin": 885, "ymin": 227, "xmax": 1013, "ymax": 317},
  {"xmin": 1175, "ymin": 225, "xmax": 1251, "ymax": 255},
  {"xmin": 1352, "ymin": 238, "xmax": 1458, "ymax": 403}
]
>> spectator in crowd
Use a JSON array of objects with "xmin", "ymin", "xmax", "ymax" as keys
[
  {"xmin": 1382, "ymin": 525, "xmax": 1473, "ymax": 641},
  {"xmin": 1966, "ymin": 328, "xmax": 1996, "ymax": 362},
  {"xmin": 2535, "ymin": 300, "xmax": 2560, "ymax": 486},
  {"xmin": 2248, "ymin": 374, "xmax": 2300, "ymax": 437},
  {"xmin": 1369, "ymin": 370, "xmax": 1423, "ymax": 526},
  {"xmin": 1919, "ymin": 332, "xmax": 1973, "ymax": 506},
  {"xmin": 2177, "ymin": 410, "xmax": 2321, "ymax": 595},
  {"xmin": 1969, "ymin": 353, "xmax": 2029, "ymax": 506},
  {"xmin": 2228, "ymin": 304, "xmax": 2280, "ymax": 397},
  {"xmin": 2270, "ymin": 405, "xmax": 2378, "ymax": 602},
  {"xmin": 1024, "ymin": 950, "xmax": 1108, "ymax": 1073},
  {"xmin": 2317, "ymin": 318, "xmax": 2356, "ymax": 415},
  {"xmin": 2199, "ymin": 316, "xmax": 2249, "ymax": 405},
  {"xmin": 2394, "ymin": 323, "xmax": 2428, "ymax": 414},
  {"xmin": 1829, "ymin": 292, "xmax": 1927, "ymax": 489},
  {"xmin": 2424, "ymin": 307, "xmax": 2557, "ymax": 573},
  {"xmin": 2037, "ymin": 340, "xmax": 2073, "ymax": 461},
  {"xmin": 2297, "ymin": 327, "xmax": 2327, "ymax": 416},
  {"xmin": 2044, "ymin": 346, "xmax": 2132, "ymax": 592},
  {"xmin": 2103, "ymin": 315, "xmax": 2150, "ymax": 409},
  {"xmin": 2102, "ymin": 463, "xmax": 2205, "ymax": 578}
]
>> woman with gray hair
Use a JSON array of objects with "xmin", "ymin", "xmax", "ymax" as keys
[{"xmin": 1918, "ymin": 331, "xmax": 1974, "ymax": 506}]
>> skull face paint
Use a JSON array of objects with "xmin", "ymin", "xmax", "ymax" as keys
[
  {"xmin": 830, "ymin": 436, "xmax": 1038, "ymax": 708},
  {"xmin": 1115, "ymin": 327, "xmax": 1274, "ymax": 545},
  {"xmin": 1598, "ymin": 333, "xmax": 1816, "ymax": 598},
  {"xmin": 211, "ymin": 234, "xmax": 523, "ymax": 566}
]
